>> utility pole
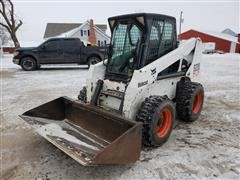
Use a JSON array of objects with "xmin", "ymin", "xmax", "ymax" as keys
[
  {"xmin": 179, "ymin": 11, "xmax": 183, "ymax": 40},
  {"xmin": 0, "ymin": 17, "xmax": 3, "ymax": 56}
]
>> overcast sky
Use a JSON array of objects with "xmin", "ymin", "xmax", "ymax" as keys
[{"xmin": 11, "ymin": 0, "xmax": 239, "ymax": 42}]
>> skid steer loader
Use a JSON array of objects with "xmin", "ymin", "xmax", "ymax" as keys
[{"xmin": 20, "ymin": 13, "xmax": 204, "ymax": 166}]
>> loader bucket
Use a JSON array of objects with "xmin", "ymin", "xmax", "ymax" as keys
[{"xmin": 20, "ymin": 97, "xmax": 142, "ymax": 166}]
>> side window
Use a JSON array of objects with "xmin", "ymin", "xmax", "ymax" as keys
[
  {"xmin": 112, "ymin": 24, "xmax": 128, "ymax": 58},
  {"xmin": 162, "ymin": 22, "xmax": 173, "ymax": 40},
  {"xmin": 159, "ymin": 21, "xmax": 175, "ymax": 57},
  {"xmin": 157, "ymin": 60, "xmax": 180, "ymax": 77},
  {"xmin": 64, "ymin": 40, "xmax": 77, "ymax": 50},
  {"xmin": 44, "ymin": 40, "xmax": 59, "ymax": 51},
  {"xmin": 111, "ymin": 23, "xmax": 142, "ymax": 59},
  {"xmin": 149, "ymin": 26, "xmax": 158, "ymax": 40},
  {"xmin": 146, "ymin": 20, "xmax": 164, "ymax": 65},
  {"xmin": 129, "ymin": 25, "xmax": 141, "ymax": 45}
]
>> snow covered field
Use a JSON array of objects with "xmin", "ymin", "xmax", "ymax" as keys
[{"xmin": 1, "ymin": 53, "xmax": 240, "ymax": 179}]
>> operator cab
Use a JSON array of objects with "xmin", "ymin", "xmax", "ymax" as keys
[{"xmin": 106, "ymin": 13, "xmax": 177, "ymax": 81}]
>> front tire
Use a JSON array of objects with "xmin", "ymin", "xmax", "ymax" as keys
[
  {"xmin": 20, "ymin": 57, "xmax": 37, "ymax": 71},
  {"xmin": 176, "ymin": 81, "xmax": 204, "ymax": 122},
  {"xmin": 136, "ymin": 96, "xmax": 176, "ymax": 147},
  {"xmin": 78, "ymin": 86, "xmax": 87, "ymax": 103}
]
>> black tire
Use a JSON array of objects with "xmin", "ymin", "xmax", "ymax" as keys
[
  {"xmin": 87, "ymin": 56, "xmax": 101, "ymax": 68},
  {"xmin": 136, "ymin": 96, "xmax": 176, "ymax": 147},
  {"xmin": 20, "ymin": 57, "xmax": 37, "ymax": 71},
  {"xmin": 78, "ymin": 86, "xmax": 87, "ymax": 103},
  {"xmin": 176, "ymin": 81, "xmax": 204, "ymax": 122}
]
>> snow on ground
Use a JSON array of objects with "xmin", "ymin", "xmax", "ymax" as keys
[{"xmin": 1, "ymin": 53, "xmax": 240, "ymax": 179}]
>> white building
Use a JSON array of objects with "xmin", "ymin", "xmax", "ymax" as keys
[{"xmin": 43, "ymin": 20, "xmax": 110, "ymax": 46}]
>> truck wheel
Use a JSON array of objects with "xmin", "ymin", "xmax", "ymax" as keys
[
  {"xmin": 78, "ymin": 86, "xmax": 87, "ymax": 103},
  {"xmin": 136, "ymin": 96, "xmax": 176, "ymax": 147},
  {"xmin": 88, "ymin": 56, "xmax": 100, "ymax": 68},
  {"xmin": 176, "ymin": 81, "xmax": 204, "ymax": 122},
  {"xmin": 20, "ymin": 57, "xmax": 37, "ymax": 71}
]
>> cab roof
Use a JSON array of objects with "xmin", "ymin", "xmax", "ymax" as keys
[{"xmin": 108, "ymin": 13, "xmax": 176, "ymax": 22}]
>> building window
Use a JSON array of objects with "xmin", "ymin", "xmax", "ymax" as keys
[
  {"xmin": 84, "ymin": 30, "xmax": 87, "ymax": 36},
  {"xmin": 104, "ymin": 40, "xmax": 107, "ymax": 45},
  {"xmin": 88, "ymin": 30, "xmax": 90, "ymax": 36},
  {"xmin": 101, "ymin": 41, "xmax": 104, "ymax": 46},
  {"xmin": 81, "ymin": 30, "xmax": 83, "ymax": 36},
  {"xmin": 98, "ymin": 40, "xmax": 100, "ymax": 46}
]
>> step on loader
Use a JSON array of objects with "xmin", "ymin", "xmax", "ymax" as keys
[{"xmin": 20, "ymin": 13, "xmax": 204, "ymax": 166}]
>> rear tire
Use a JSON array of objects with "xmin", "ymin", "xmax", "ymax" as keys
[
  {"xmin": 136, "ymin": 96, "xmax": 176, "ymax": 147},
  {"xmin": 176, "ymin": 81, "xmax": 204, "ymax": 122},
  {"xmin": 87, "ymin": 56, "xmax": 101, "ymax": 68},
  {"xmin": 78, "ymin": 86, "xmax": 87, "ymax": 103},
  {"xmin": 20, "ymin": 57, "xmax": 37, "ymax": 71}
]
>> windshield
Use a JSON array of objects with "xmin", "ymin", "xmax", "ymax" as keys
[{"xmin": 107, "ymin": 22, "xmax": 142, "ymax": 76}]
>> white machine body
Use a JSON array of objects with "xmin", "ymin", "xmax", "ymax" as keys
[{"xmin": 86, "ymin": 38, "xmax": 202, "ymax": 121}]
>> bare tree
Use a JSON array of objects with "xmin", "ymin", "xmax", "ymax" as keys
[
  {"xmin": 0, "ymin": 25, "xmax": 10, "ymax": 45},
  {"xmin": 0, "ymin": 0, "xmax": 22, "ymax": 47}
]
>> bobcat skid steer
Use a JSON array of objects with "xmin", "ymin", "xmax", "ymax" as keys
[{"xmin": 20, "ymin": 13, "xmax": 204, "ymax": 166}]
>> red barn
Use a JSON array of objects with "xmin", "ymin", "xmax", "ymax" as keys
[
  {"xmin": 3, "ymin": 47, "xmax": 15, "ymax": 53},
  {"xmin": 179, "ymin": 29, "xmax": 240, "ymax": 53}
]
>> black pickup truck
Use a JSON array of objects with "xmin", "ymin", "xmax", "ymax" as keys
[{"xmin": 13, "ymin": 38, "xmax": 107, "ymax": 70}]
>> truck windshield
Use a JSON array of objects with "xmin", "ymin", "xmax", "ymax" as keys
[{"xmin": 107, "ymin": 22, "xmax": 142, "ymax": 77}]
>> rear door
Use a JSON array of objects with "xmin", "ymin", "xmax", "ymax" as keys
[
  {"xmin": 39, "ymin": 39, "xmax": 64, "ymax": 63},
  {"xmin": 63, "ymin": 39, "xmax": 80, "ymax": 63}
]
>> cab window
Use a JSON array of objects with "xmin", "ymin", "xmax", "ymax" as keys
[{"xmin": 43, "ymin": 40, "xmax": 59, "ymax": 51}]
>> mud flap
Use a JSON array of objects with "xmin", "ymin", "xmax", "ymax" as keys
[{"xmin": 20, "ymin": 97, "xmax": 142, "ymax": 166}]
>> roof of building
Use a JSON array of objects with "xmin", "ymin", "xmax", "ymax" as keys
[
  {"xmin": 182, "ymin": 29, "xmax": 239, "ymax": 43},
  {"xmin": 221, "ymin": 28, "xmax": 237, "ymax": 37},
  {"xmin": 54, "ymin": 21, "xmax": 110, "ymax": 40},
  {"xmin": 44, "ymin": 23, "xmax": 107, "ymax": 38},
  {"xmin": 201, "ymin": 30, "xmax": 239, "ymax": 43}
]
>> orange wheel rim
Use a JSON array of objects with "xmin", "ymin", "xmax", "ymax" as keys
[
  {"xmin": 156, "ymin": 108, "xmax": 172, "ymax": 138},
  {"xmin": 193, "ymin": 92, "xmax": 203, "ymax": 113}
]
